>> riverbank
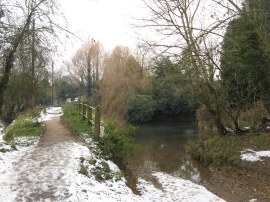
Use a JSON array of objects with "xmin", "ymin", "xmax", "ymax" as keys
[{"xmin": 187, "ymin": 132, "xmax": 270, "ymax": 201}]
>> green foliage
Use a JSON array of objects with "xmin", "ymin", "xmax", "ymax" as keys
[
  {"xmin": 187, "ymin": 135, "xmax": 242, "ymax": 167},
  {"xmin": 187, "ymin": 131, "xmax": 270, "ymax": 169},
  {"xmin": 2, "ymin": 68, "xmax": 51, "ymax": 123},
  {"xmin": 79, "ymin": 164, "xmax": 88, "ymax": 176},
  {"xmin": 128, "ymin": 56, "xmax": 198, "ymax": 122},
  {"xmin": 93, "ymin": 161, "xmax": 113, "ymax": 181},
  {"xmin": 3, "ymin": 108, "xmax": 44, "ymax": 142},
  {"xmin": 61, "ymin": 105, "xmax": 93, "ymax": 138},
  {"xmin": 221, "ymin": 12, "xmax": 270, "ymax": 109},
  {"xmin": 89, "ymin": 159, "xmax": 97, "ymax": 165},
  {"xmin": 152, "ymin": 73, "xmax": 197, "ymax": 116},
  {"xmin": 94, "ymin": 171, "xmax": 104, "ymax": 181},
  {"xmin": 115, "ymin": 171, "xmax": 124, "ymax": 181},
  {"xmin": 126, "ymin": 94, "xmax": 156, "ymax": 123},
  {"xmin": 101, "ymin": 161, "xmax": 110, "ymax": 173},
  {"xmin": 250, "ymin": 133, "xmax": 270, "ymax": 150},
  {"xmin": 0, "ymin": 148, "xmax": 7, "ymax": 153},
  {"xmin": 55, "ymin": 77, "xmax": 79, "ymax": 104},
  {"xmin": 62, "ymin": 105, "xmax": 137, "ymax": 170},
  {"xmin": 98, "ymin": 120, "xmax": 137, "ymax": 169}
]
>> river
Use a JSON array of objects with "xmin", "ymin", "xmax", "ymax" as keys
[{"xmin": 127, "ymin": 122, "xmax": 212, "ymax": 186}]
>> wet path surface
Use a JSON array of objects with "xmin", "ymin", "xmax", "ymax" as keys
[{"xmin": 38, "ymin": 116, "xmax": 79, "ymax": 147}]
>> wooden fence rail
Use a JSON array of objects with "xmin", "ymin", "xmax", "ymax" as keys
[{"xmin": 72, "ymin": 102, "xmax": 101, "ymax": 140}]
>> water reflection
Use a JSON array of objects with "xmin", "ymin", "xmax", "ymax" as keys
[{"xmin": 127, "ymin": 122, "xmax": 211, "ymax": 184}]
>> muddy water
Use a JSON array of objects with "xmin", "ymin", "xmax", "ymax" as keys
[{"xmin": 127, "ymin": 122, "xmax": 212, "ymax": 185}]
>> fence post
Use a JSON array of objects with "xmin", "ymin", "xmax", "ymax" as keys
[
  {"xmin": 94, "ymin": 105, "xmax": 101, "ymax": 140},
  {"xmin": 87, "ymin": 106, "xmax": 92, "ymax": 124},
  {"xmin": 78, "ymin": 102, "xmax": 81, "ymax": 114},
  {"xmin": 82, "ymin": 103, "xmax": 86, "ymax": 119}
]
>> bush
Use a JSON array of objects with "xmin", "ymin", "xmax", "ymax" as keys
[
  {"xmin": 98, "ymin": 120, "xmax": 137, "ymax": 169},
  {"xmin": 239, "ymin": 101, "xmax": 269, "ymax": 128},
  {"xmin": 187, "ymin": 135, "xmax": 242, "ymax": 167},
  {"xmin": 62, "ymin": 106, "xmax": 138, "ymax": 170},
  {"xmin": 126, "ymin": 94, "xmax": 156, "ymax": 123}
]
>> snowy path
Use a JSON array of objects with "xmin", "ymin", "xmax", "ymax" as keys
[
  {"xmin": 0, "ymin": 114, "xmax": 88, "ymax": 201},
  {"xmin": 0, "ymin": 141, "xmax": 87, "ymax": 201},
  {"xmin": 0, "ymin": 110, "xmax": 225, "ymax": 202}
]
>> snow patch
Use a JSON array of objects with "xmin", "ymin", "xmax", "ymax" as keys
[
  {"xmin": 39, "ymin": 107, "xmax": 63, "ymax": 122},
  {"xmin": 0, "ymin": 123, "xmax": 4, "ymax": 142},
  {"xmin": 241, "ymin": 149, "xmax": 270, "ymax": 162},
  {"xmin": 138, "ymin": 172, "xmax": 225, "ymax": 202}
]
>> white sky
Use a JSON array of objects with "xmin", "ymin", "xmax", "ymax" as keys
[
  {"xmin": 59, "ymin": 0, "xmax": 145, "ymax": 59},
  {"xmin": 56, "ymin": 0, "xmax": 239, "ymax": 68}
]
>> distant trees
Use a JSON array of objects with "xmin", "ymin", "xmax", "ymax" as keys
[
  {"xmin": 68, "ymin": 40, "xmax": 103, "ymax": 104},
  {"xmin": 126, "ymin": 56, "xmax": 197, "ymax": 123},
  {"xmin": 55, "ymin": 75, "xmax": 79, "ymax": 104}
]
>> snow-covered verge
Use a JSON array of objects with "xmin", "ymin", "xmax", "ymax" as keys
[
  {"xmin": 0, "ymin": 107, "xmax": 62, "ymax": 152},
  {"xmin": 241, "ymin": 149, "xmax": 270, "ymax": 162}
]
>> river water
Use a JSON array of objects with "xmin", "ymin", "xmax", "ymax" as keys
[{"xmin": 127, "ymin": 122, "xmax": 212, "ymax": 185}]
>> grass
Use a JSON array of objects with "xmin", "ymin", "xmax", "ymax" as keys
[
  {"xmin": 115, "ymin": 171, "xmax": 124, "ymax": 181},
  {"xmin": 61, "ymin": 105, "xmax": 93, "ymax": 138},
  {"xmin": 93, "ymin": 161, "xmax": 113, "ymax": 181},
  {"xmin": 101, "ymin": 161, "xmax": 110, "ymax": 173},
  {"xmin": 187, "ymin": 131, "xmax": 270, "ymax": 169},
  {"xmin": 79, "ymin": 164, "xmax": 88, "ymax": 176},
  {"xmin": 3, "ymin": 108, "xmax": 44, "ymax": 142},
  {"xmin": 94, "ymin": 171, "xmax": 104, "ymax": 181},
  {"xmin": 249, "ymin": 132, "xmax": 270, "ymax": 150}
]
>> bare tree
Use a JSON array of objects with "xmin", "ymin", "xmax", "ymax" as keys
[
  {"xmin": 139, "ymin": 0, "xmax": 243, "ymax": 134},
  {"xmin": 101, "ymin": 46, "xmax": 142, "ymax": 120},
  {"xmin": 68, "ymin": 39, "xmax": 104, "ymax": 102},
  {"xmin": 0, "ymin": 0, "xmax": 63, "ymax": 112}
]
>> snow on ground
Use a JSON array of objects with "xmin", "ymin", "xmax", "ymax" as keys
[
  {"xmin": 0, "ymin": 108, "xmax": 225, "ymax": 202},
  {"xmin": 0, "ymin": 140, "xmax": 225, "ymax": 202},
  {"xmin": 39, "ymin": 107, "xmax": 63, "ymax": 122},
  {"xmin": 0, "ymin": 122, "xmax": 4, "ymax": 141},
  {"xmin": 241, "ymin": 149, "xmax": 270, "ymax": 162}
]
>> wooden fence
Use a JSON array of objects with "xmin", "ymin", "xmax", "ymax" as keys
[{"xmin": 73, "ymin": 102, "xmax": 101, "ymax": 140}]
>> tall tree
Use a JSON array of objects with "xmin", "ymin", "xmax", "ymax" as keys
[
  {"xmin": 101, "ymin": 46, "xmax": 142, "ymax": 120},
  {"xmin": 140, "ymin": 0, "xmax": 243, "ymax": 134},
  {"xmin": 221, "ymin": 1, "xmax": 270, "ymax": 118},
  {"xmin": 68, "ymin": 40, "xmax": 103, "ymax": 103},
  {"xmin": 0, "ymin": 0, "xmax": 61, "ymax": 113}
]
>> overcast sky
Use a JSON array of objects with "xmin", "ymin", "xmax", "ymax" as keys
[{"xmin": 59, "ymin": 0, "xmax": 145, "ymax": 58}]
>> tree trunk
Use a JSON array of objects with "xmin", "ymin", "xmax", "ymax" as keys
[
  {"xmin": 215, "ymin": 116, "xmax": 228, "ymax": 135},
  {"xmin": 0, "ymin": 15, "xmax": 32, "ymax": 113}
]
